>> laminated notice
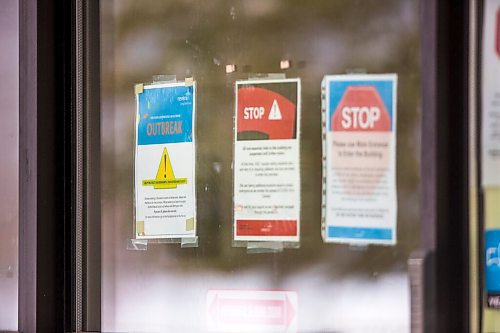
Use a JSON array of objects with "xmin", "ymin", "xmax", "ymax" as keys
[
  {"xmin": 134, "ymin": 81, "xmax": 196, "ymax": 239},
  {"xmin": 481, "ymin": 0, "xmax": 500, "ymax": 187},
  {"xmin": 322, "ymin": 74, "xmax": 397, "ymax": 245},
  {"xmin": 233, "ymin": 78, "xmax": 301, "ymax": 242}
]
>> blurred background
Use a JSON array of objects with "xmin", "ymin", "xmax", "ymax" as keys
[
  {"xmin": 101, "ymin": 0, "xmax": 421, "ymax": 331},
  {"xmin": 0, "ymin": 0, "xmax": 18, "ymax": 330}
]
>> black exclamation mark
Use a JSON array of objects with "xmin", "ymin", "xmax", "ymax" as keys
[{"xmin": 164, "ymin": 154, "xmax": 167, "ymax": 179}]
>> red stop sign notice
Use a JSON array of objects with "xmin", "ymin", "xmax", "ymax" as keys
[
  {"xmin": 331, "ymin": 86, "xmax": 391, "ymax": 132},
  {"xmin": 237, "ymin": 87, "xmax": 297, "ymax": 140}
]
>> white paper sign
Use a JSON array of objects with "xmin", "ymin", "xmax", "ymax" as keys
[
  {"xmin": 134, "ymin": 82, "xmax": 196, "ymax": 239},
  {"xmin": 322, "ymin": 74, "xmax": 397, "ymax": 245},
  {"xmin": 482, "ymin": 0, "xmax": 500, "ymax": 187},
  {"xmin": 233, "ymin": 78, "xmax": 301, "ymax": 242}
]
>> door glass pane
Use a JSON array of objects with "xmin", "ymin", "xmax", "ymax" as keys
[
  {"xmin": 101, "ymin": 1, "xmax": 421, "ymax": 331},
  {"xmin": 0, "ymin": 0, "xmax": 19, "ymax": 330}
]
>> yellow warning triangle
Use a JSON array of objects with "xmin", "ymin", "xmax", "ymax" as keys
[
  {"xmin": 142, "ymin": 148, "xmax": 187, "ymax": 189},
  {"xmin": 156, "ymin": 147, "xmax": 175, "ymax": 181}
]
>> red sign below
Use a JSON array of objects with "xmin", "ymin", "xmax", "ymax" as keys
[{"xmin": 206, "ymin": 290, "xmax": 298, "ymax": 332}]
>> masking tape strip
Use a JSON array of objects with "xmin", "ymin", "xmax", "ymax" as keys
[
  {"xmin": 127, "ymin": 239, "xmax": 148, "ymax": 251},
  {"xmin": 246, "ymin": 241, "xmax": 284, "ymax": 254},
  {"xmin": 152, "ymin": 74, "xmax": 177, "ymax": 83},
  {"xmin": 134, "ymin": 83, "xmax": 144, "ymax": 95},
  {"xmin": 248, "ymin": 73, "xmax": 286, "ymax": 80},
  {"xmin": 185, "ymin": 77, "xmax": 194, "ymax": 86},
  {"xmin": 345, "ymin": 68, "xmax": 367, "ymax": 74},
  {"xmin": 185, "ymin": 217, "xmax": 195, "ymax": 231},
  {"xmin": 136, "ymin": 220, "xmax": 145, "ymax": 236},
  {"xmin": 181, "ymin": 236, "xmax": 198, "ymax": 248}
]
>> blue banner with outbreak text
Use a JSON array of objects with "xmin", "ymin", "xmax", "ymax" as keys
[{"xmin": 137, "ymin": 84, "xmax": 194, "ymax": 145}]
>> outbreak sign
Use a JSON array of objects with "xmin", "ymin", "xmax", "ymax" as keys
[
  {"xmin": 134, "ymin": 81, "xmax": 196, "ymax": 239},
  {"xmin": 322, "ymin": 74, "xmax": 398, "ymax": 245}
]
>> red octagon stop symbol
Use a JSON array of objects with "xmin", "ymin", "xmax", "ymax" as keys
[{"xmin": 331, "ymin": 85, "xmax": 391, "ymax": 132}]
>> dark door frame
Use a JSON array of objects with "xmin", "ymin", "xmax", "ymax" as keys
[
  {"xmin": 420, "ymin": 0, "xmax": 471, "ymax": 332},
  {"xmin": 19, "ymin": 0, "xmax": 72, "ymax": 331}
]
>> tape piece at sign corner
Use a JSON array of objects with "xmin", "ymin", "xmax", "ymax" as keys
[{"xmin": 135, "ymin": 83, "xmax": 144, "ymax": 95}]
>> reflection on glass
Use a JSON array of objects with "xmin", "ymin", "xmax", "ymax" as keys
[
  {"xmin": 101, "ymin": 0, "xmax": 421, "ymax": 331},
  {"xmin": 0, "ymin": 0, "xmax": 18, "ymax": 330},
  {"xmin": 206, "ymin": 289, "xmax": 298, "ymax": 332}
]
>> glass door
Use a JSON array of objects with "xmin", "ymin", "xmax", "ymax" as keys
[{"xmin": 99, "ymin": 1, "xmax": 421, "ymax": 331}]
